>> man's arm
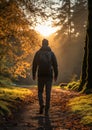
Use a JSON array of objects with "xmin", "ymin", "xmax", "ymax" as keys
[
  {"xmin": 52, "ymin": 52, "xmax": 58, "ymax": 81},
  {"xmin": 32, "ymin": 52, "xmax": 38, "ymax": 80}
]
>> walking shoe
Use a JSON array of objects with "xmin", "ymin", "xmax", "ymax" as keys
[{"xmin": 39, "ymin": 105, "xmax": 44, "ymax": 114}]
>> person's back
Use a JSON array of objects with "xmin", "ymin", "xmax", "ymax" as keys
[
  {"xmin": 37, "ymin": 45, "xmax": 53, "ymax": 78},
  {"xmin": 32, "ymin": 39, "xmax": 58, "ymax": 115}
]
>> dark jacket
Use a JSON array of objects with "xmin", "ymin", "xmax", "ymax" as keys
[{"xmin": 32, "ymin": 46, "xmax": 58, "ymax": 79}]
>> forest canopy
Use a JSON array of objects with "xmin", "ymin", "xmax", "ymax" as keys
[{"xmin": 0, "ymin": 0, "xmax": 87, "ymax": 84}]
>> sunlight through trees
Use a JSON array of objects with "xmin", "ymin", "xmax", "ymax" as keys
[{"xmin": 0, "ymin": 0, "xmax": 88, "ymax": 86}]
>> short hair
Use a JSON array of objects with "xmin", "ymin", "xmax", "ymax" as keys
[{"xmin": 42, "ymin": 39, "xmax": 48, "ymax": 46}]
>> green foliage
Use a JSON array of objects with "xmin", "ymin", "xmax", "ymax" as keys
[
  {"xmin": 65, "ymin": 81, "xmax": 80, "ymax": 91},
  {"xmin": 65, "ymin": 80, "xmax": 90, "ymax": 94},
  {"xmin": 0, "ymin": 86, "xmax": 32, "ymax": 117},
  {"xmin": 68, "ymin": 94, "xmax": 92, "ymax": 125},
  {"xmin": 0, "ymin": 76, "xmax": 13, "ymax": 86},
  {"xmin": 0, "ymin": 100, "xmax": 12, "ymax": 116}
]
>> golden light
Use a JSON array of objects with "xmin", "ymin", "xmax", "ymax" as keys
[{"xmin": 35, "ymin": 24, "xmax": 58, "ymax": 37}]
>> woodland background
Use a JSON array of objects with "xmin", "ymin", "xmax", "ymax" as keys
[
  {"xmin": 0, "ymin": 0, "xmax": 88, "ymax": 85},
  {"xmin": 0, "ymin": 0, "xmax": 92, "ymax": 127}
]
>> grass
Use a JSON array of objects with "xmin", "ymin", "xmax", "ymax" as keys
[
  {"xmin": 68, "ymin": 94, "xmax": 92, "ymax": 125},
  {"xmin": 64, "ymin": 80, "xmax": 92, "ymax": 125},
  {"xmin": 64, "ymin": 81, "xmax": 80, "ymax": 91},
  {"xmin": 0, "ymin": 85, "xmax": 33, "ymax": 117},
  {"xmin": 53, "ymin": 85, "xmax": 61, "ymax": 88}
]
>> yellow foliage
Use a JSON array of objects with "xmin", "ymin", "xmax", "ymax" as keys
[
  {"xmin": 68, "ymin": 94, "xmax": 92, "ymax": 125},
  {"xmin": 0, "ymin": 100, "xmax": 12, "ymax": 116},
  {"xmin": 0, "ymin": 1, "xmax": 40, "ymax": 79},
  {"xmin": 0, "ymin": 86, "xmax": 33, "ymax": 116},
  {"xmin": 0, "ymin": 86, "xmax": 33, "ymax": 99},
  {"xmin": 66, "ymin": 81, "xmax": 80, "ymax": 91}
]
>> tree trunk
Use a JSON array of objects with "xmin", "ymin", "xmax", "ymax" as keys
[
  {"xmin": 78, "ymin": 37, "xmax": 87, "ymax": 91},
  {"xmin": 79, "ymin": 0, "xmax": 92, "ymax": 92},
  {"xmin": 86, "ymin": 0, "xmax": 92, "ymax": 90}
]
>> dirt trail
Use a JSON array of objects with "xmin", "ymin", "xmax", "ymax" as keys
[{"xmin": 0, "ymin": 87, "xmax": 91, "ymax": 130}]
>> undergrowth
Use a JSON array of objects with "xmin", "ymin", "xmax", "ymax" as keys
[
  {"xmin": 64, "ymin": 80, "xmax": 80, "ymax": 91},
  {"xmin": 60, "ymin": 80, "xmax": 92, "ymax": 125},
  {"xmin": 0, "ymin": 76, "xmax": 12, "ymax": 86},
  {"xmin": 0, "ymin": 85, "xmax": 33, "ymax": 117},
  {"xmin": 68, "ymin": 94, "xmax": 92, "ymax": 125}
]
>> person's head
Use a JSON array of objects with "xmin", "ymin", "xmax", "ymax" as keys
[{"xmin": 42, "ymin": 39, "xmax": 49, "ymax": 47}]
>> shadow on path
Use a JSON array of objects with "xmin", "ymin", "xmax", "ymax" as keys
[{"xmin": 33, "ymin": 115, "xmax": 52, "ymax": 130}]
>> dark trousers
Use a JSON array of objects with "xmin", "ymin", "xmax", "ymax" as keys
[{"xmin": 38, "ymin": 78, "xmax": 52, "ymax": 110}]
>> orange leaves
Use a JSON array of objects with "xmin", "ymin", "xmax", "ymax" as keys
[
  {"xmin": 10, "ymin": 61, "xmax": 31, "ymax": 78},
  {"xmin": 65, "ymin": 122, "xmax": 72, "ymax": 129},
  {"xmin": 50, "ymin": 88, "xmax": 92, "ymax": 130},
  {"xmin": 0, "ymin": 0, "xmax": 40, "ymax": 80}
]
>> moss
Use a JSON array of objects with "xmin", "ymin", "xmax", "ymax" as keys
[
  {"xmin": 65, "ymin": 81, "xmax": 80, "ymax": 91},
  {"xmin": 53, "ymin": 85, "xmax": 61, "ymax": 88},
  {"xmin": 0, "ymin": 86, "xmax": 33, "ymax": 117},
  {"xmin": 0, "ymin": 101, "xmax": 12, "ymax": 116},
  {"xmin": 81, "ymin": 115, "xmax": 92, "ymax": 125},
  {"xmin": 68, "ymin": 94, "xmax": 92, "ymax": 125}
]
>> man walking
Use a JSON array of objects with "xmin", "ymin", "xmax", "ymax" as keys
[{"xmin": 32, "ymin": 39, "xmax": 58, "ymax": 115}]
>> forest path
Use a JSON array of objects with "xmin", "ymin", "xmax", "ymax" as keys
[{"xmin": 0, "ymin": 87, "xmax": 91, "ymax": 130}]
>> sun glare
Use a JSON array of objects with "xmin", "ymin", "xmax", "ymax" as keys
[{"xmin": 35, "ymin": 24, "xmax": 58, "ymax": 37}]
